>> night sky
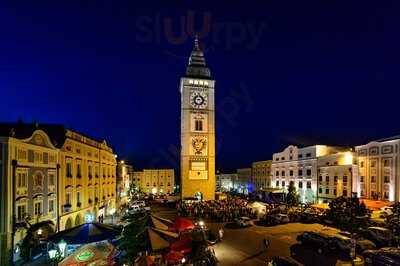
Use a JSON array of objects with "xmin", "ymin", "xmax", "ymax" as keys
[{"xmin": 1, "ymin": 1, "xmax": 400, "ymax": 172}]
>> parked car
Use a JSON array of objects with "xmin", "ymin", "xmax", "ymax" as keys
[
  {"xmin": 274, "ymin": 214, "xmax": 290, "ymax": 224},
  {"xmin": 300, "ymin": 213, "xmax": 320, "ymax": 224},
  {"xmin": 296, "ymin": 231, "xmax": 331, "ymax": 254},
  {"xmin": 234, "ymin": 217, "xmax": 252, "ymax": 227},
  {"xmin": 359, "ymin": 227, "xmax": 394, "ymax": 247},
  {"xmin": 267, "ymin": 256, "xmax": 298, "ymax": 266},
  {"xmin": 131, "ymin": 200, "xmax": 150, "ymax": 211},
  {"xmin": 363, "ymin": 247, "xmax": 400, "ymax": 266},
  {"xmin": 329, "ymin": 234, "xmax": 376, "ymax": 256}
]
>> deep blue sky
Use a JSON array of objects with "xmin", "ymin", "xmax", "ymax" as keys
[{"xmin": 1, "ymin": 1, "xmax": 400, "ymax": 171}]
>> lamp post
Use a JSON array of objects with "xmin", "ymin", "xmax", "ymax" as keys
[
  {"xmin": 11, "ymin": 159, "xmax": 18, "ymax": 266},
  {"xmin": 56, "ymin": 163, "xmax": 60, "ymax": 232}
]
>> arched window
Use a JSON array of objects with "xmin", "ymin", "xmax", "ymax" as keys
[{"xmin": 195, "ymin": 120, "xmax": 203, "ymax": 131}]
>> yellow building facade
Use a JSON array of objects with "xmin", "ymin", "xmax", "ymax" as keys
[
  {"xmin": 133, "ymin": 169, "xmax": 174, "ymax": 195},
  {"xmin": 58, "ymin": 129, "xmax": 117, "ymax": 230},
  {"xmin": 251, "ymin": 160, "xmax": 272, "ymax": 191}
]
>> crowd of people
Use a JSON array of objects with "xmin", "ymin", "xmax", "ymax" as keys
[{"xmin": 177, "ymin": 198, "xmax": 256, "ymax": 222}]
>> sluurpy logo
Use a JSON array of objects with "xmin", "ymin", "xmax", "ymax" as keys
[{"xmin": 135, "ymin": 10, "xmax": 268, "ymax": 58}]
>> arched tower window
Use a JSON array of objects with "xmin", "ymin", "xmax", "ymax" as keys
[{"xmin": 195, "ymin": 120, "xmax": 203, "ymax": 131}]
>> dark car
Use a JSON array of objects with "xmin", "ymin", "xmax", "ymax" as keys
[
  {"xmin": 359, "ymin": 227, "xmax": 395, "ymax": 248},
  {"xmin": 329, "ymin": 234, "xmax": 376, "ymax": 256},
  {"xmin": 267, "ymin": 256, "xmax": 299, "ymax": 266},
  {"xmin": 296, "ymin": 231, "xmax": 331, "ymax": 254},
  {"xmin": 363, "ymin": 248, "xmax": 400, "ymax": 266}
]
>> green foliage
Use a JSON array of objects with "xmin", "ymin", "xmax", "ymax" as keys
[
  {"xmin": 326, "ymin": 196, "xmax": 369, "ymax": 232},
  {"xmin": 119, "ymin": 211, "xmax": 149, "ymax": 261},
  {"xmin": 286, "ymin": 182, "xmax": 300, "ymax": 206}
]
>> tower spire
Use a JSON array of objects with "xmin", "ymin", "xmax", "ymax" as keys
[
  {"xmin": 194, "ymin": 34, "xmax": 200, "ymax": 50},
  {"xmin": 185, "ymin": 35, "xmax": 211, "ymax": 78}
]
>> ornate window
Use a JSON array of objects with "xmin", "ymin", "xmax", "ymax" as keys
[
  {"xmin": 48, "ymin": 199, "xmax": 55, "ymax": 213},
  {"xmin": 34, "ymin": 200, "xmax": 42, "ymax": 216},
  {"xmin": 66, "ymin": 159, "xmax": 73, "ymax": 177},
  {"xmin": 17, "ymin": 202, "xmax": 27, "ymax": 221},
  {"xmin": 76, "ymin": 160, "xmax": 82, "ymax": 178},
  {"xmin": 17, "ymin": 170, "xmax": 27, "ymax": 188},
  {"xmin": 33, "ymin": 172, "xmax": 43, "ymax": 188},
  {"xmin": 48, "ymin": 171, "xmax": 55, "ymax": 186}
]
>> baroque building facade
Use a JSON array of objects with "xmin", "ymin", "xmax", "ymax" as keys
[
  {"xmin": 180, "ymin": 37, "xmax": 216, "ymax": 201},
  {"xmin": 56, "ymin": 128, "xmax": 117, "ymax": 230},
  {"xmin": 0, "ymin": 124, "xmax": 59, "ymax": 265},
  {"xmin": 356, "ymin": 136, "xmax": 400, "ymax": 201}
]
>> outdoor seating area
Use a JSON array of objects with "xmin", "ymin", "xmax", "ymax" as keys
[{"xmin": 177, "ymin": 197, "xmax": 256, "ymax": 222}]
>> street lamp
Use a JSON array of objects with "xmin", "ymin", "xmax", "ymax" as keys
[
  {"xmin": 48, "ymin": 249, "xmax": 57, "ymax": 259},
  {"xmin": 58, "ymin": 239, "xmax": 67, "ymax": 258},
  {"xmin": 198, "ymin": 220, "xmax": 205, "ymax": 228}
]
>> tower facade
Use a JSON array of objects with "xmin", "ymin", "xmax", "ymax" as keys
[{"xmin": 180, "ymin": 38, "xmax": 215, "ymax": 200}]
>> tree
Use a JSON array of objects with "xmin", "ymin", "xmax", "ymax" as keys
[
  {"xmin": 119, "ymin": 211, "xmax": 149, "ymax": 262},
  {"xmin": 386, "ymin": 202, "xmax": 400, "ymax": 236},
  {"xmin": 326, "ymin": 196, "xmax": 369, "ymax": 232},
  {"xmin": 286, "ymin": 181, "xmax": 299, "ymax": 206}
]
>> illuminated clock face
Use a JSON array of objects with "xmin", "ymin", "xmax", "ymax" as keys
[{"xmin": 190, "ymin": 92, "xmax": 208, "ymax": 109}]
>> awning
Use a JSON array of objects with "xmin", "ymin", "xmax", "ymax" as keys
[
  {"xmin": 58, "ymin": 240, "xmax": 117, "ymax": 266},
  {"xmin": 150, "ymin": 216, "xmax": 169, "ymax": 231},
  {"xmin": 48, "ymin": 223, "xmax": 121, "ymax": 245},
  {"xmin": 170, "ymin": 218, "xmax": 194, "ymax": 233},
  {"xmin": 152, "ymin": 228, "xmax": 179, "ymax": 239},
  {"xmin": 147, "ymin": 228, "xmax": 170, "ymax": 251}
]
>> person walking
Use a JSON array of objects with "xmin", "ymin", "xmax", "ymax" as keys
[{"xmin": 218, "ymin": 228, "xmax": 224, "ymax": 241}]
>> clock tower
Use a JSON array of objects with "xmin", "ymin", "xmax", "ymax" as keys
[{"xmin": 180, "ymin": 37, "xmax": 215, "ymax": 201}]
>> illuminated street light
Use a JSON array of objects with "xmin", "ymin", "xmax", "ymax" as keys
[
  {"xmin": 58, "ymin": 239, "xmax": 67, "ymax": 257},
  {"xmin": 48, "ymin": 249, "xmax": 57, "ymax": 259},
  {"xmin": 199, "ymin": 220, "xmax": 205, "ymax": 228}
]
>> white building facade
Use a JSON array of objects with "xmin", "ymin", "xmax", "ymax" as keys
[
  {"xmin": 271, "ymin": 145, "xmax": 350, "ymax": 203},
  {"xmin": 317, "ymin": 152, "xmax": 358, "ymax": 202},
  {"xmin": 216, "ymin": 173, "xmax": 237, "ymax": 192},
  {"xmin": 356, "ymin": 136, "xmax": 400, "ymax": 202}
]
